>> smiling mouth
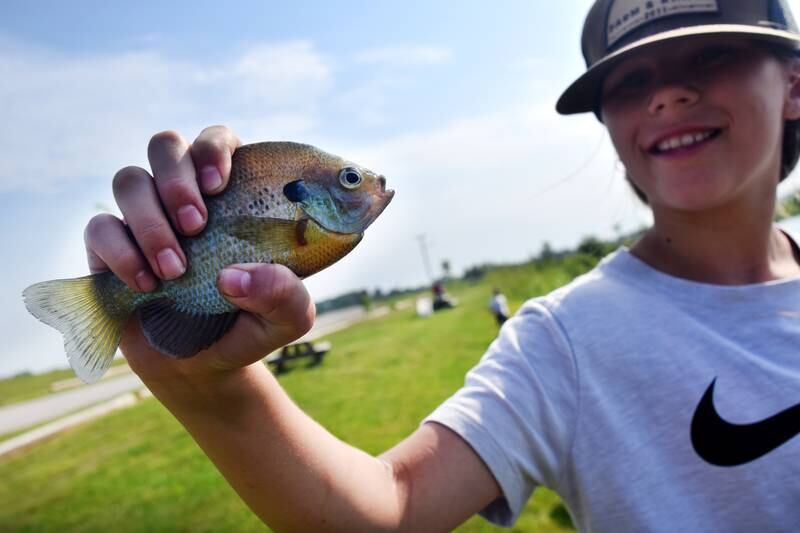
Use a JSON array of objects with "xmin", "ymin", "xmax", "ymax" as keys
[{"xmin": 649, "ymin": 128, "xmax": 722, "ymax": 155}]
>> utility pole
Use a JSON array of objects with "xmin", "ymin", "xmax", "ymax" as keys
[{"xmin": 416, "ymin": 234, "xmax": 434, "ymax": 282}]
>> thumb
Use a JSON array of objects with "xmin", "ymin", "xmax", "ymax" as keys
[{"xmin": 215, "ymin": 264, "xmax": 315, "ymax": 359}]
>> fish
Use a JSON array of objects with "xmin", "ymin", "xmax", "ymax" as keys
[{"xmin": 23, "ymin": 142, "xmax": 394, "ymax": 384}]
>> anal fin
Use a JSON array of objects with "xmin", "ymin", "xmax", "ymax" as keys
[{"xmin": 137, "ymin": 298, "xmax": 239, "ymax": 358}]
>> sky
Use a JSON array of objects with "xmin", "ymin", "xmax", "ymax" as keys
[{"xmin": 4, "ymin": 0, "xmax": 800, "ymax": 378}]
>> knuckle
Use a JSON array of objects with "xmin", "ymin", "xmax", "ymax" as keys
[
  {"xmin": 195, "ymin": 125, "xmax": 239, "ymax": 156},
  {"xmin": 156, "ymin": 181, "xmax": 204, "ymax": 219},
  {"xmin": 297, "ymin": 305, "xmax": 315, "ymax": 335},
  {"xmin": 110, "ymin": 246, "xmax": 144, "ymax": 274},
  {"xmin": 136, "ymin": 218, "xmax": 170, "ymax": 242},
  {"xmin": 148, "ymin": 129, "xmax": 184, "ymax": 153},
  {"xmin": 269, "ymin": 268, "xmax": 294, "ymax": 303},
  {"xmin": 112, "ymin": 166, "xmax": 150, "ymax": 196},
  {"xmin": 201, "ymin": 124, "xmax": 234, "ymax": 141},
  {"xmin": 84, "ymin": 213, "xmax": 120, "ymax": 244},
  {"xmin": 153, "ymin": 170, "xmax": 188, "ymax": 191}
]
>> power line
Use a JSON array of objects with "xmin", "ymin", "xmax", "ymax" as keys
[
  {"xmin": 416, "ymin": 234, "xmax": 434, "ymax": 282},
  {"xmin": 529, "ymin": 132, "xmax": 607, "ymax": 198}
]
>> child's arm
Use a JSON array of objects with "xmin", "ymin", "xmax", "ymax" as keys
[
  {"xmin": 86, "ymin": 126, "xmax": 502, "ymax": 531},
  {"xmin": 144, "ymin": 351, "xmax": 500, "ymax": 531}
]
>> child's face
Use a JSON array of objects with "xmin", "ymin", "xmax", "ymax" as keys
[{"xmin": 600, "ymin": 36, "xmax": 800, "ymax": 213}]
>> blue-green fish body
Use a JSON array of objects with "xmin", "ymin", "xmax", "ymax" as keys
[{"xmin": 23, "ymin": 142, "xmax": 393, "ymax": 383}]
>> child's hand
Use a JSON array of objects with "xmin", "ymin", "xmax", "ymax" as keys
[{"xmin": 83, "ymin": 126, "xmax": 315, "ymax": 382}]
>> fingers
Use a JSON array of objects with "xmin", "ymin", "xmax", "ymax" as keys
[
  {"xmin": 113, "ymin": 166, "xmax": 187, "ymax": 281},
  {"xmin": 190, "ymin": 125, "xmax": 241, "ymax": 195},
  {"xmin": 214, "ymin": 264, "xmax": 315, "ymax": 362},
  {"xmin": 84, "ymin": 213, "xmax": 157, "ymax": 292},
  {"xmin": 148, "ymin": 130, "xmax": 207, "ymax": 236},
  {"xmin": 98, "ymin": 127, "xmax": 240, "ymax": 290}
]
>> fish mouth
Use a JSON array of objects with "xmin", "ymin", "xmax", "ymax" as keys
[
  {"xmin": 298, "ymin": 176, "xmax": 394, "ymax": 235},
  {"xmin": 343, "ymin": 176, "xmax": 394, "ymax": 234},
  {"xmin": 361, "ymin": 177, "xmax": 394, "ymax": 230},
  {"xmin": 378, "ymin": 176, "xmax": 394, "ymax": 197}
]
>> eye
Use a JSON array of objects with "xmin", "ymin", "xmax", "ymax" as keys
[
  {"xmin": 339, "ymin": 167, "xmax": 363, "ymax": 189},
  {"xmin": 614, "ymin": 69, "xmax": 651, "ymax": 92},
  {"xmin": 602, "ymin": 67, "xmax": 652, "ymax": 105},
  {"xmin": 693, "ymin": 46, "xmax": 735, "ymax": 68}
]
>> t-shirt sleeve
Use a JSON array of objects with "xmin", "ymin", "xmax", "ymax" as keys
[{"xmin": 423, "ymin": 299, "xmax": 578, "ymax": 526}]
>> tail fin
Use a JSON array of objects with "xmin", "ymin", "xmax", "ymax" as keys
[{"xmin": 23, "ymin": 275, "xmax": 130, "ymax": 384}]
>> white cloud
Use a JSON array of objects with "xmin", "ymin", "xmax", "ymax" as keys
[
  {"xmin": 229, "ymin": 41, "xmax": 332, "ymax": 109},
  {"xmin": 0, "ymin": 39, "xmax": 331, "ymax": 192},
  {"xmin": 304, "ymin": 99, "xmax": 651, "ymax": 301},
  {"xmin": 1, "ymin": 34, "xmax": 654, "ymax": 377}
]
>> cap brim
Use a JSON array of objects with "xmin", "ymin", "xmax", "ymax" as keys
[{"xmin": 556, "ymin": 24, "xmax": 800, "ymax": 116}]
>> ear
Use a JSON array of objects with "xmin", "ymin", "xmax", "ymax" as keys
[{"xmin": 784, "ymin": 58, "xmax": 800, "ymax": 120}]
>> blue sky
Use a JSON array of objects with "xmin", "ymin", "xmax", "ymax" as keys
[{"xmin": 4, "ymin": 1, "xmax": 800, "ymax": 378}]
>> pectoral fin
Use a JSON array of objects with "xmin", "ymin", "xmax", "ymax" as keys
[
  {"xmin": 137, "ymin": 298, "xmax": 239, "ymax": 358},
  {"xmin": 226, "ymin": 216, "xmax": 305, "ymax": 258},
  {"xmin": 285, "ymin": 220, "xmax": 363, "ymax": 278},
  {"xmin": 225, "ymin": 215, "xmax": 363, "ymax": 278}
]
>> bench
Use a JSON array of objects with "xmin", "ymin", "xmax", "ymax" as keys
[{"xmin": 265, "ymin": 341, "xmax": 331, "ymax": 374}]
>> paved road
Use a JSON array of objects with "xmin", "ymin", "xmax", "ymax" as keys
[
  {"xmin": 0, "ymin": 306, "xmax": 369, "ymax": 435},
  {"xmin": 0, "ymin": 373, "xmax": 144, "ymax": 435}
]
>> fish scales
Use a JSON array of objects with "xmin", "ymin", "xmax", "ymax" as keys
[{"xmin": 23, "ymin": 141, "xmax": 393, "ymax": 383}]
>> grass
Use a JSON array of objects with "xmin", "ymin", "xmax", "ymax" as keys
[
  {"xmin": 0, "ymin": 357, "xmax": 128, "ymax": 407},
  {"xmin": 0, "ymin": 256, "xmax": 600, "ymax": 532},
  {"xmin": 0, "ymin": 367, "xmax": 78, "ymax": 406}
]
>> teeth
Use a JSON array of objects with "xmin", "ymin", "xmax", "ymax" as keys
[{"xmin": 656, "ymin": 130, "xmax": 714, "ymax": 153}]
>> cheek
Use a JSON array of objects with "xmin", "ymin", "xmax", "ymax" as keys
[
  {"xmin": 713, "ymin": 83, "xmax": 785, "ymax": 167},
  {"xmin": 722, "ymin": 60, "xmax": 787, "ymax": 129},
  {"xmin": 603, "ymin": 115, "xmax": 640, "ymax": 171}
]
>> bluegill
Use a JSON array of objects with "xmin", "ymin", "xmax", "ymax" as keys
[{"xmin": 23, "ymin": 142, "xmax": 393, "ymax": 383}]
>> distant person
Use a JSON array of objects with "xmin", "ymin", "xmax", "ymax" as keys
[
  {"xmin": 488, "ymin": 288, "xmax": 509, "ymax": 325},
  {"xmin": 432, "ymin": 280, "xmax": 444, "ymax": 299},
  {"xmin": 432, "ymin": 280, "xmax": 455, "ymax": 311},
  {"xmin": 80, "ymin": 1, "xmax": 800, "ymax": 529}
]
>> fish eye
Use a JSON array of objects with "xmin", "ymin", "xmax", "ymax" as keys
[{"xmin": 339, "ymin": 167, "xmax": 363, "ymax": 189}]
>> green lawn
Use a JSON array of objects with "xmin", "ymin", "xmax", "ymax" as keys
[
  {"xmin": 0, "ymin": 257, "xmax": 599, "ymax": 532},
  {"xmin": 0, "ymin": 357, "xmax": 128, "ymax": 407}
]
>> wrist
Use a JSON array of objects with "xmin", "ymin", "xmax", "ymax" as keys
[{"xmin": 142, "ymin": 361, "xmax": 275, "ymax": 417}]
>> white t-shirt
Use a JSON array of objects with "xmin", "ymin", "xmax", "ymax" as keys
[
  {"xmin": 489, "ymin": 293, "xmax": 509, "ymax": 316},
  {"xmin": 425, "ymin": 246, "xmax": 800, "ymax": 532}
]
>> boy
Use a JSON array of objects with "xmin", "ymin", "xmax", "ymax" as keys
[
  {"xmin": 489, "ymin": 288, "xmax": 510, "ymax": 325},
  {"xmin": 84, "ymin": 0, "xmax": 800, "ymax": 530}
]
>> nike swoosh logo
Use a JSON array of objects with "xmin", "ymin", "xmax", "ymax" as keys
[{"xmin": 691, "ymin": 378, "xmax": 800, "ymax": 467}]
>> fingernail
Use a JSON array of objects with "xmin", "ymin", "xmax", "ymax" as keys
[
  {"xmin": 135, "ymin": 270, "xmax": 157, "ymax": 292},
  {"xmin": 200, "ymin": 166, "xmax": 223, "ymax": 193},
  {"xmin": 156, "ymin": 248, "xmax": 185, "ymax": 279},
  {"xmin": 177, "ymin": 204, "xmax": 205, "ymax": 233},
  {"xmin": 219, "ymin": 268, "xmax": 251, "ymax": 298}
]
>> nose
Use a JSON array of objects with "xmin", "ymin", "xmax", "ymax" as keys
[{"xmin": 647, "ymin": 85, "xmax": 699, "ymax": 115}]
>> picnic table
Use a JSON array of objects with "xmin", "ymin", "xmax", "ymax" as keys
[{"xmin": 265, "ymin": 340, "xmax": 332, "ymax": 374}]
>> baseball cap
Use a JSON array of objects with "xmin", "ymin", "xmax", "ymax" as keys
[{"xmin": 556, "ymin": 0, "xmax": 800, "ymax": 115}]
